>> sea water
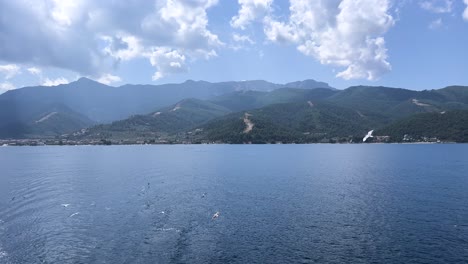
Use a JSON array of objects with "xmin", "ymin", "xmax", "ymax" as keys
[{"xmin": 0, "ymin": 144, "xmax": 467, "ymax": 263}]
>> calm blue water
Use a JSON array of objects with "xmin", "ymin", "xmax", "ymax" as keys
[{"xmin": 0, "ymin": 144, "xmax": 468, "ymax": 263}]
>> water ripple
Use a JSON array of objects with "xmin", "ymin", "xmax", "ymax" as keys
[{"xmin": 0, "ymin": 145, "xmax": 467, "ymax": 263}]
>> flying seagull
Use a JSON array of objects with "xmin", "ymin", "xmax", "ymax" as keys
[
  {"xmin": 363, "ymin": 130, "xmax": 374, "ymax": 142},
  {"xmin": 69, "ymin": 212, "xmax": 79, "ymax": 218}
]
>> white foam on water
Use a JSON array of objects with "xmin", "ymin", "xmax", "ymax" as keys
[
  {"xmin": 156, "ymin": 227, "xmax": 180, "ymax": 233},
  {"xmin": 0, "ymin": 247, "xmax": 7, "ymax": 258}
]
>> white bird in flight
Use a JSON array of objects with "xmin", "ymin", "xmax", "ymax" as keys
[
  {"xmin": 363, "ymin": 130, "xmax": 374, "ymax": 142},
  {"xmin": 69, "ymin": 212, "xmax": 79, "ymax": 218}
]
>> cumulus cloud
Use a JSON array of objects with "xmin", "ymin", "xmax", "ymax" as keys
[
  {"xmin": 26, "ymin": 66, "xmax": 77, "ymax": 88},
  {"xmin": 0, "ymin": 64, "xmax": 20, "ymax": 79},
  {"xmin": 419, "ymin": 0, "xmax": 453, "ymax": 13},
  {"xmin": 42, "ymin": 77, "xmax": 70, "ymax": 86},
  {"xmin": 98, "ymin": 0, "xmax": 222, "ymax": 79},
  {"xmin": 102, "ymin": 36, "xmax": 143, "ymax": 62},
  {"xmin": 149, "ymin": 48, "xmax": 188, "ymax": 80},
  {"xmin": 144, "ymin": 0, "xmax": 222, "ymax": 48},
  {"xmin": 230, "ymin": 33, "xmax": 256, "ymax": 50},
  {"xmin": 263, "ymin": 17, "xmax": 299, "ymax": 44},
  {"xmin": 464, "ymin": 0, "xmax": 468, "ymax": 21},
  {"xmin": 0, "ymin": 0, "xmax": 221, "ymax": 80},
  {"xmin": 232, "ymin": 33, "xmax": 255, "ymax": 44},
  {"xmin": 27, "ymin": 67, "xmax": 42, "ymax": 76},
  {"xmin": 233, "ymin": 33, "xmax": 254, "ymax": 44},
  {"xmin": 96, "ymin": 74, "xmax": 122, "ymax": 85},
  {"xmin": 231, "ymin": 0, "xmax": 273, "ymax": 29},
  {"xmin": 0, "ymin": 1, "xmax": 104, "ymax": 76},
  {"xmin": 263, "ymin": 0, "xmax": 395, "ymax": 80}
]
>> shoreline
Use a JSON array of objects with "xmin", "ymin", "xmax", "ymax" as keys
[{"xmin": 0, "ymin": 141, "xmax": 462, "ymax": 147}]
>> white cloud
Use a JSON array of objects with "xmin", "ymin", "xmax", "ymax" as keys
[
  {"xmin": 429, "ymin": 18, "xmax": 443, "ymax": 29},
  {"xmin": 419, "ymin": 0, "xmax": 453, "ymax": 13},
  {"xmin": 231, "ymin": 0, "xmax": 273, "ymax": 30},
  {"xmin": 42, "ymin": 77, "xmax": 70, "ymax": 86},
  {"xmin": 149, "ymin": 48, "xmax": 188, "ymax": 80},
  {"xmin": 102, "ymin": 35, "xmax": 143, "ymax": 62},
  {"xmin": 464, "ymin": 0, "xmax": 468, "ymax": 21},
  {"xmin": 27, "ymin": 67, "xmax": 42, "ymax": 76},
  {"xmin": 0, "ymin": 82, "xmax": 15, "ymax": 94},
  {"xmin": 263, "ymin": 0, "xmax": 395, "ymax": 80},
  {"xmin": 0, "ymin": 1, "xmax": 104, "ymax": 75},
  {"xmin": 96, "ymin": 74, "xmax": 122, "ymax": 85},
  {"xmin": 149, "ymin": 0, "xmax": 222, "ymax": 48},
  {"xmin": 27, "ymin": 67, "xmax": 78, "ymax": 88},
  {"xmin": 0, "ymin": 0, "xmax": 221, "ymax": 80},
  {"xmin": 230, "ymin": 33, "xmax": 255, "ymax": 50},
  {"xmin": 232, "ymin": 33, "xmax": 255, "ymax": 44},
  {"xmin": 0, "ymin": 64, "xmax": 20, "ymax": 79},
  {"xmin": 263, "ymin": 17, "xmax": 299, "ymax": 44},
  {"xmin": 98, "ymin": 0, "xmax": 223, "ymax": 79},
  {"xmin": 50, "ymin": 0, "xmax": 83, "ymax": 26}
]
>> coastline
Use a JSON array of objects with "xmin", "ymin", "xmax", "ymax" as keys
[{"xmin": 0, "ymin": 140, "xmax": 461, "ymax": 147}]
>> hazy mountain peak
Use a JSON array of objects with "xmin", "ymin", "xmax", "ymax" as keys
[
  {"xmin": 67, "ymin": 77, "xmax": 109, "ymax": 89},
  {"xmin": 75, "ymin": 77, "xmax": 96, "ymax": 83},
  {"xmin": 183, "ymin": 80, "xmax": 210, "ymax": 85},
  {"xmin": 284, "ymin": 79, "xmax": 333, "ymax": 89}
]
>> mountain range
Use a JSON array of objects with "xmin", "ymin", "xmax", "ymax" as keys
[
  {"xmin": 0, "ymin": 78, "xmax": 329, "ymax": 138},
  {"xmin": 1, "ymin": 78, "xmax": 468, "ymax": 143}
]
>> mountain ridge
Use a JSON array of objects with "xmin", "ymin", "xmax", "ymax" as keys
[
  {"xmin": 67, "ymin": 84, "xmax": 468, "ymax": 143},
  {"xmin": 1, "ymin": 78, "xmax": 468, "ymax": 142}
]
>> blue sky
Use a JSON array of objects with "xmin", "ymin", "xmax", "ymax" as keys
[{"xmin": 0, "ymin": 0, "xmax": 467, "ymax": 93}]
